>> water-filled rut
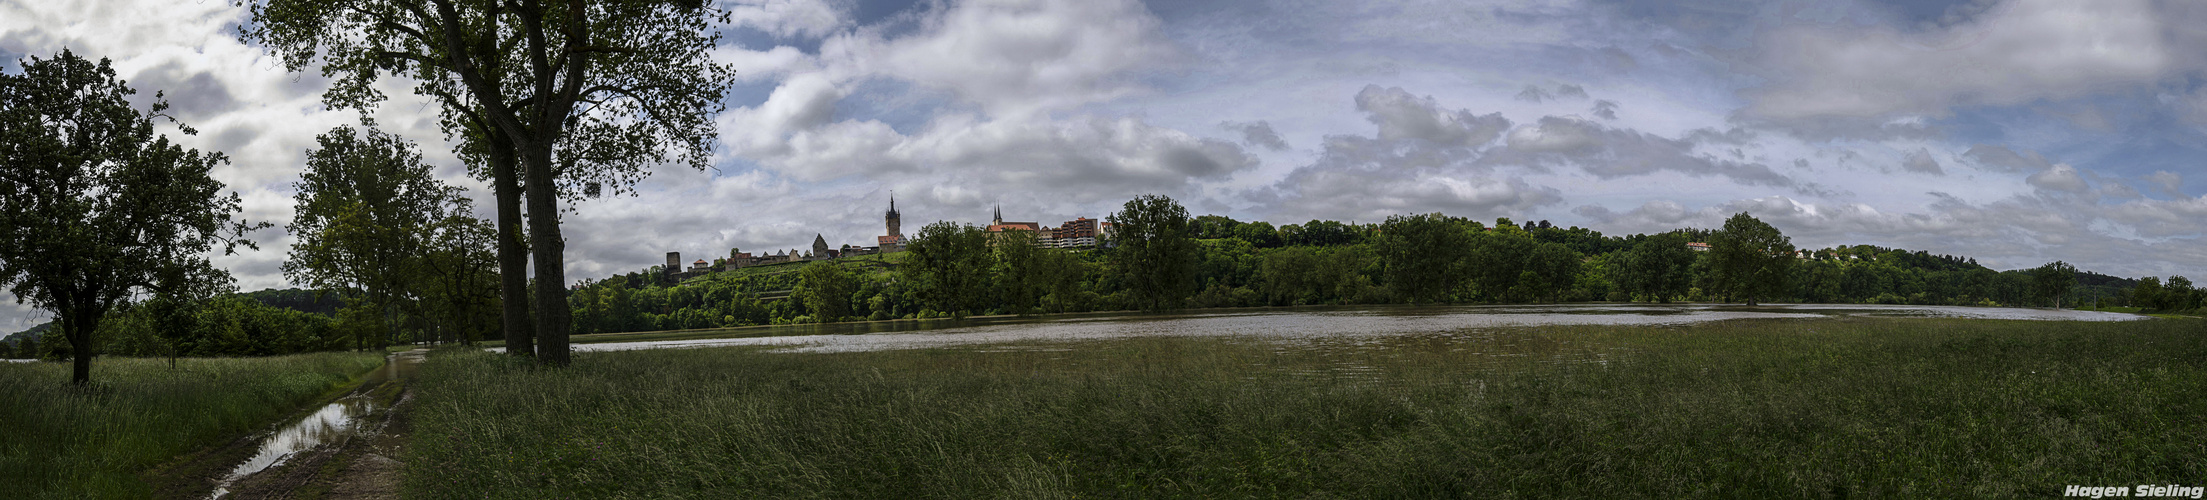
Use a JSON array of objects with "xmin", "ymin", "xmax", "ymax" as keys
[{"xmin": 203, "ymin": 349, "xmax": 423, "ymax": 499}]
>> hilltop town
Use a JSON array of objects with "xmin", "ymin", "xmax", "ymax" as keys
[{"xmin": 656, "ymin": 197, "xmax": 1113, "ymax": 282}]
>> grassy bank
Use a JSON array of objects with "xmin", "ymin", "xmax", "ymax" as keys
[
  {"xmin": 0, "ymin": 352, "xmax": 386, "ymax": 498},
  {"xmin": 406, "ymin": 317, "xmax": 2205, "ymax": 498}
]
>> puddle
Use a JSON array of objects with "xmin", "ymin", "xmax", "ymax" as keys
[{"xmin": 208, "ymin": 350, "xmax": 423, "ymax": 499}]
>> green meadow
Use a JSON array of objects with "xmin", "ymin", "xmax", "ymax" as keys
[
  {"xmin": 402, "ymin": 316, "xmax": 2207, "ymax": 498},
  {"xmin": 0, "ymin": 352, "xmax": 385, "ymax": 498}
]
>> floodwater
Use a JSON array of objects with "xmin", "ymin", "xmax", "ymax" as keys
[
  {"xmin": 208, "ymin": 350, "xmax": 423, "ymax": 499},
  {"xmin": 496, "ymin": 303, "xmax": 2145, "ymax": 356}
]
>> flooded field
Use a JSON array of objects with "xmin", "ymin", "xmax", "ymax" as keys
[{"xmin": 504, "ymin": 303, "xmax": 2145, "ymax": 355}]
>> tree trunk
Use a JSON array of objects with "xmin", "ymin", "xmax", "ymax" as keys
[
  {"xmin": 67, "ymin": 308, "xmax": 93, "ymax": 385},
  {"xmin": 492, "ymin": 135, "xmax": 534, "ymax": 358},
  {"xmin": 522, "ymin": 145, "xmax": 570, "ymax": 367}
]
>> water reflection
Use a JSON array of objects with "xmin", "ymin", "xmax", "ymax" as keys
[
  {"xmin": 208, "ymin": 350, "xmax": 423, "ymax": 499},
  {"xmin": 207, "ymin": 397, "xmax": 373, "ymax": 499},
  {"xmin": 503, "ymin": 303, "xmax": 2143, "ymax": 356}
]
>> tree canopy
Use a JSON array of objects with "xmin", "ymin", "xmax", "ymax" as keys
[
  {"xmin": 243, "ymin": 0, "xmax": 739, "ymax": 366},
  {"xmin": 1618, "ymin": 232, "xmax": 1696, "ymax": 303},
  {"xmin": 1108, "ymin": 195, "xmax": 1198, "ymax": 311},
  {"xmin": 2031, "ymin": 261, "xmax": 2077, "ymax": 308},
  {"xmin": 906, "ymin": 222, "xmax": 993, "ymax": 318},
  {"xmin": 0, "ymin": 51, "xmax": 264, "ymax": 384},
  {"xmin": 1377, "ymin": 213, "xmax": 1468, "ymax": 304},
  {"xmin": 1708, "ymin": 212, "xmax": 1795, "ymax": 305},
  {"xmin": 285, "ymin": 126, "xmax": 472, "ymax": 349}
]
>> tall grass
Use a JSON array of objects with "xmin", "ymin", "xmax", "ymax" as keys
[
  {"xmin": 405, "ymin": 317, "xmax": 2207, "ymax": 498},
  {"xmin": 0, "ymin": 352, "xmax": 385, "ymax": 498}
]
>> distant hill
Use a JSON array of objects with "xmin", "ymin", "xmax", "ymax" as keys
[
  {"xmin": 3, "ymin": 321, "xmax": 53, "ymax": 347},
  {"xmin": 242, "ymin": 288, "xmax": 347, "ymax": 316},
  {"xmin": 2077, "ymin": 271, "xmax": 2138, "ymax": 289}
]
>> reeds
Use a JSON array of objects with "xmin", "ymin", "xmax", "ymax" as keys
[
  {"xmin": 404, "ymin": 317, "xmax": 2207, "ymax": 498},
  {"xmin": 0, "ymin": 352, "xmax": 384, "ymax": 498}
]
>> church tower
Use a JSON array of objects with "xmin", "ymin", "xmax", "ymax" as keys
[
  {"xmin": 992, "ymin": 205, "xmax": 1003, "ymax": 226},
  {"xmin": 885, "ymin": 193, "xmax": 902, "ymax": 239}
]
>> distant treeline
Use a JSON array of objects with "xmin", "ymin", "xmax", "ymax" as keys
[
  {"xmin": 555, "ymin": 202, "xmax": 2202, "ymax": 335},
  {"xmin": 1, "ymin": 289, "xmax": 354, "ymax": 360}
]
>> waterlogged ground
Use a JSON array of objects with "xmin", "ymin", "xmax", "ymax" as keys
[{"xmin": 502, "ymin": 303, "xmax": 2144, "ymax": 355}]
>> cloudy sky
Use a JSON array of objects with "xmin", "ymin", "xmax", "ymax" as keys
[{"xmin": 4, "ymin": 0, "xmax": 2205, "ymax": 329}]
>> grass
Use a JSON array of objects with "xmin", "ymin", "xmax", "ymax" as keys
[
  {"xmin": 0, "ymin": 352, "xmax": 386, "ymax": 498},
  {"xmin": 404, "ymin": 317, "xmax": 2207, "ymax": 498}
]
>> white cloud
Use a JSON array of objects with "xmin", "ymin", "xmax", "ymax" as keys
[
  {"xmin": 1739, "ymin": 0, "xmax": 2198, "ymax": 136},
  {"xmin": 2147, "ymin": 170, "xmax": 2185, "ymax": 198},
  {"xmin": 1900, "ymin": 147, "xmax": 1943, "ymax": 175},
  {"xmin": 2026, "ymin": 164, "xmax": 2090, "ymax": 194},
  {"xmin": 819, "ymin": 0, "xmax": 1179, "ymax": 118},
  {"xmin": 1220, "ymin": 120, "xmax": 1290, "ymax": 151},
  {"xmin": 1355, "ymin": 85, "xmax": 1512, "ymax": 148}
]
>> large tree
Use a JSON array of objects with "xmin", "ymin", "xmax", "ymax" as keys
[
  {"xmin": 794, "ymin": 261, "xmax": 855, "ymax": 322},
  {"xmin": 1708, "ymin": 212, "xmax": 1795, "ymax": 305},
  {"xmin": 244, "ymin": 0, "xmax": 737, "ymax": 366},
  {"xmin": 0, "ymin": 51, "xmax": 265, "ymax": 384},
  {"xmin": 1521, "ymin": 241, "xmax": 1582, "ymax": 303},
  {"xmin": 1619, "ymin": 232, "xmax": 1697, "ymax": 303},
  {"xmin": 1108, "ymin": 195, "xmax": 1197, "ymax": 311},
  {"xmin": 285, "ymin": 126, "xmax": 468, "ymax": 349},
  {"xmin": 2031, "ymin": 261, "xmax": 2077, "ymax": 309},
  {"xmin": 1376, "ymin": 213, "xmax": 1468, "ymax": 304},
  {"xmin": 992, "ymin": 228, "xmax": 1047, "ymax": 315},
  {"xmin": 906, "ymin": 221, "xmax": 993, "ymax": 318},
  {"xmin": 1466, "ymin": 228, "xmax": 1536, "ymax": 302},
  {"xmin": 414, "ymin": 208, "xmax": 501, "ymax": 344}
]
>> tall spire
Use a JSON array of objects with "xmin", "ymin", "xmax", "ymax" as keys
[{"xmin": 993, "ymin": 204, "xmax": 1002, "ymax": 225}]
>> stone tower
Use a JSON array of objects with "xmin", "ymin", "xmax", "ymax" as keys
[
  {"xmin": 665, "ymin": 252, "xmax": 680, "ymax": 273},
  {"xmin": 812, "ymin": 234, "xmax": 830, "ymax": 260},
  {"xmin": 992, "ymin": 204, "xmax": 1002, "ymax": 226},
  {"xmin": 885, "ymin": 193, "xmax": 902, "ymax": 239}
]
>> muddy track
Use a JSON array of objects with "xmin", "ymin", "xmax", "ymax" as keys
[{"xmin": 144, "ymin": 350, "xmax": 423, "ymax": 500}]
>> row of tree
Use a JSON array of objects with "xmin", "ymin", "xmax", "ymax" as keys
[{"xmin": 537, "ymin": 195, "xmax": 2194, "ymax": 336}]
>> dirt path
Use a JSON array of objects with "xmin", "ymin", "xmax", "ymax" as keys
[{"xmin": 146, "ymin": 350, "xmax": 424, "ymax": 500}]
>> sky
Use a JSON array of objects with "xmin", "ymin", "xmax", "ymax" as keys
[{"xmin": 3, "ymin": 0, "xmax": 2205, "ymax": 330}]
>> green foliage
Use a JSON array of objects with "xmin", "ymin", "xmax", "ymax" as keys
[
  {"xmin": 2135, "ymin": 276, "xmax": 2204, "ymax": 312},
  {"xmin": 1520, "ymin": 241, "xmax": 1582, "ymax": 303},
  {"xmin": 1377, "ymin": 213, "xmax": 1469, "ymax": 304},
  {"xmin": 795, "ymin": 262, "xmax": 858, "ymax": 323},
  {"xmin": 286, "ymin": 126, "xmax": 480, "ymax": 349},
  {"xmin": 552, "ymin": 195, "xmax": 2167, "ymax": 338},
  {"xmin": 0, "ymin": 50, "xmax": 265, "ymax": 384},
  {"xmin": 1465, "ymin": 228, "xmax": 1536, "ymax": 301},
  {"xmin": 244, "ymin": 0, "xmax": 742, "ymax": 366},
  {"xmin": 2032, "ymin": 261, "xmax": 2078, "ymax": 308},
  {"xmin": 1108, "ymin": 194, "xmax": 1198, "ymax": 311},
  {"xmin": 1617, "ymin": 232, "xmax": 1697, "ymax": 303},
  {"xmin": 1708, "ymin": 212, "xmax": 1795, "ymax": 305},
  {"xmin": 991, "ymin": 229, "xmax": 1050, "ymax": 315},
  {"xmin": 0, "ymin": 352, "xmax": 383, "ymax": 498},
  {"xmin": 908, "ymin": 222, "xmax": 995, "ymax": 318},
  {"xmin": 95, "ymin": 295, "xmax": 349, "ymax": 357}
]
